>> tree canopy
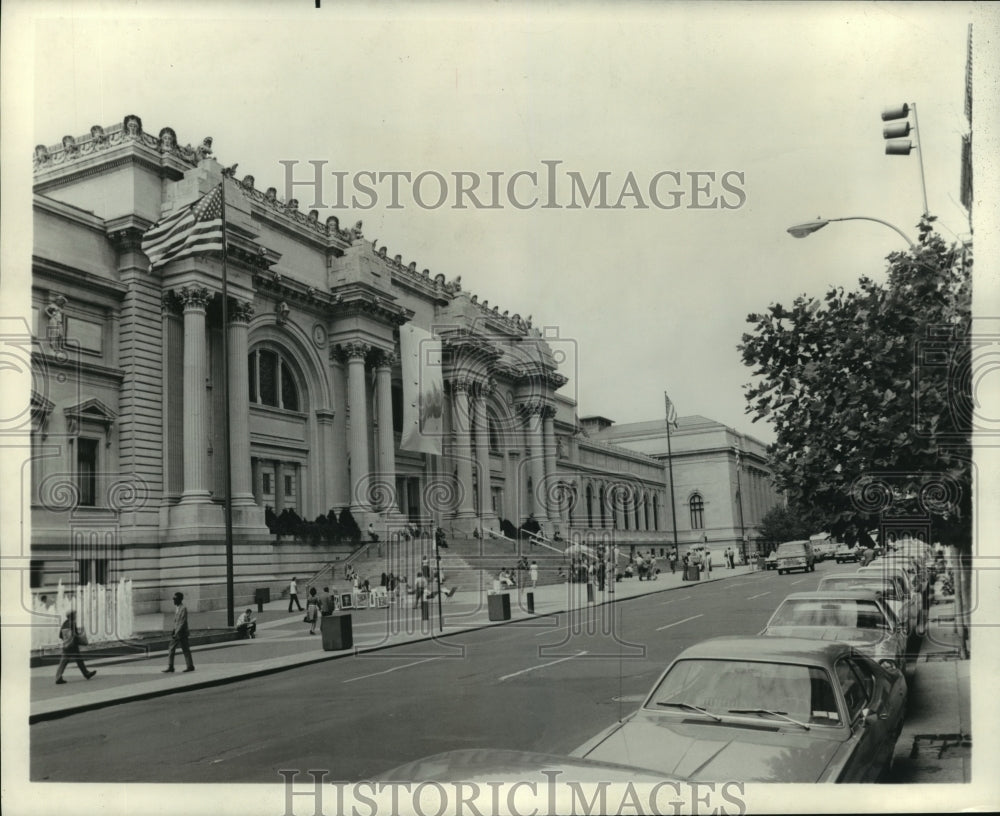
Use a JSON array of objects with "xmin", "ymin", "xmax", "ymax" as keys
[{"xmin": 740, "ymin": 218, "xmax": 972, "ymax": 550}]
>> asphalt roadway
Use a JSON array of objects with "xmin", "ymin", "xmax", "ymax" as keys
[{"xmin": 31, "ymin": 561, "xmax": 898, "ymax": 784}]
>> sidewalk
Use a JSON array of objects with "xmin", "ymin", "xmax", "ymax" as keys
[
  {"xmin": 890, "ymin": 587, "xmax": 972, "ymax": 783},
  {"xmin": 29, "ymin": 561, "xmax": 751, "ymax": 721}
]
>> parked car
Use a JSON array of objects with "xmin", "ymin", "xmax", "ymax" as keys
[
  {"xmin": 572, "ymin": 636, "xmax": 907, "ymax": 782},
  {"xmin": 835, "ymin": 543, "xmax": 861, "ymax": 563},
  {"xmin": 377, "ymin": 748, "xmax": 674, "ymax": 784},
  {"xmin": 760, "ymin": 591, "xmax": 908, "ymax": 672},
  {"xmin": 818, "ymin": 572, "xmax": 920, "ymax": 643},
  {"xmin": 776, "ymin": 540, "xmax": 816, "ymax": 574},
  {"xmin": 858, "ymin": 564, "xmax": 925, "ymax": 638}
]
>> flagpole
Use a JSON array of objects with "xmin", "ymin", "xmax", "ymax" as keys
[
  {"xmin": 221, "ymin": 173, "xmax": 235, "ymax": 627},
  {"xmin": 664, "ymin": 393, "xmax": 680, "ymax": 557}
]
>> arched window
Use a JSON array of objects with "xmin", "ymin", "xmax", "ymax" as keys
[
  {"xmin": 248, "ymin": 348, "xmax": 300, "ymax": 411},
  {"xmin": 599, "ymin": 486, "xmax": 606, "ymax": 528},
  {"xmin": 652, "ymin": 495, "xmax": 660, "ymax": 531},
  {"xmin": 689, "ymin": 493, "xmax": 705, "ymax": 530},
  {"xmin": 586, "ymin": 484, "xmax": 594, "ymax": 527}
]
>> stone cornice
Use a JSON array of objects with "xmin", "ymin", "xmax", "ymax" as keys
[
  {"xmin": 241, "ymin": 177, "xmax": 353, "ymax": 249},
  {"xmin": 32, "ymin": 194, "xmax": 107, "ymax": 231},
  {"xmin": 32, "ymin": 256, "xmax": 128, "ymax": 301},
  {"xmin": 32, "ymin": 350, "xmax": 126, "ymax": 383}
]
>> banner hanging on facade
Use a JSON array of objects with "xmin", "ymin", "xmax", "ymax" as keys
[{"xmin": 400, "ymin": 325, "xmax": 444, "ymax": 455}]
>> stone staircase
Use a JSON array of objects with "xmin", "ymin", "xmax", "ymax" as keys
[{"xmin": 306, "ymin": 533, "xmax": 569, "ymax": 593}]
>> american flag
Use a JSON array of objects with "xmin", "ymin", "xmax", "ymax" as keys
[
  {"xmin": 664, "ymin": 392, "xmax": 678, "ymax": 428},
  {"xmin": 141, "ymin": 184, "xmax": 224, "ymax": 269}
]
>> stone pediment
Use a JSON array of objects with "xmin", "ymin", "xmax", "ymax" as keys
[{"xmin": 64, "ymin": 398, "xmax": 117, "ymax": 443}]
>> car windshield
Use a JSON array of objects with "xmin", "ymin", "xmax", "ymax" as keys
[
  {"xmin": 645, "ymin": 658, "xmax": 841, "ymax": 726},
  {"xmin": 768, "ymin": 598, "xmax": 892, "ymax": 630},
  {"xmin": 819, "ymin": 576, "xmax": 898, "ymax": 601},
  {"xmin": 776, "ymin": 545, "xmax": 805, "ymax": 556}
]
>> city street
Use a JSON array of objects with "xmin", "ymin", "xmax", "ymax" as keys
[{"xmin": 32, "ymin": 561, "xmax": 888, "ymax": 783}]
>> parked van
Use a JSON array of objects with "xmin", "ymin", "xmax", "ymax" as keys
[
  {"xmin": 809, "ymin": 532, "xmax": 836, "ymax": 562},
  {"xmin": 775, "ymin": 539, "xmax": 816, "ymax": 575}
]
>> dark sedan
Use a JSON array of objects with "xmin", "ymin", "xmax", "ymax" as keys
[{"xmin": 572, "ymin": 636, "xmax": 907, "ymax": 783}]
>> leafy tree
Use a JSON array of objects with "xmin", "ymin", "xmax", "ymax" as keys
[
  {"xmin": 757, "ymin": 503, "xmax": 825, "ymax": 551},
  {"xmin": 740, "ymin": 218, "xmax": 972, "ymax": 553}
]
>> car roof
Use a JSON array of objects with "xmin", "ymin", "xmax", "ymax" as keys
[
  {"xmin": 675, "ymin": 636, "xmax": 851, "ymax": 666},
  {"xmin": 778, "ymin": 540, "xmax": 810, "ymax": 546},
  {"xmin": 778, "ymin": 590, "xmax": 882, "ymax": 602}
]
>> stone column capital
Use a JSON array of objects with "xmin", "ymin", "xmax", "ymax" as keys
[
  {"xmin": 338, "ymin": 341, "xmax": 372, "ymax": 362},
  {"xmin": 374, "ymin": 350, "xmax": 398, "ymax": 370},
  {"xmin": 227, "ymin": 299, "xmax": 255, "ymax": 324},
  {"xmin": 178, "ymin": 285, "xmax": 212, "ymax": 311}
]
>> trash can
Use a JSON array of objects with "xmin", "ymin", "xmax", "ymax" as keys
[
  {"xmin": 685, "ymin": 565, "xmax": 701, "ymax": 581},
  {"xmin": 320, "ymin": 613, "xmax": 353, "ymax": 651},
  {"xmin": 586, "ymin": 583, "xmax": 595, "ymax": 602},
  {"xmin": 488, "ymin": 592, "xmax": 511, "ymax": 621},
  {"xmin": 526, "ymin": 591, "xmax": 535, "ymax": 614},
  {"xmin": 254, "ymin": 587, "xmax": 270, "ymax": 613}
]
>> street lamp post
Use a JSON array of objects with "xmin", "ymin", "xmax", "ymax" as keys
[
  {"xmin": 786, "ymin": 216, "xmax": 917, "ymax": 250},
  {"xmin": 734, "ymin": 447, "xmax": 747, "ymax": 563}
]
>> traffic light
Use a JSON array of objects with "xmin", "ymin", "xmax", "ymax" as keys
[{"xmin": 882, "ymin": 104, "xmax": 915, "ymax": 155}]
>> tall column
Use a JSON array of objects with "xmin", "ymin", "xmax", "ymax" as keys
[
  {"xmin": 344, "ymin": 342, "xmax": 371, "ymax": 512},
  {"xmin": 542, "ymin": 405, "xmax": 558, "ymax": 531},
  {"xmin": 451, "ymin": 380, "xmax": 476, "ymax": 518},
  {"xmin": 227, "ymin": 299, "xmax": 256, "ymax": 507},
  {"xmin": 473, "ymin": 381, "xmax": 496, "ymax": 525},
  {"xmin": 374, "ymin": 351, "xmax": 399, "ymax": 512},
  {"xmin": 251, "ymin": 457, "xmax": 262, "ymax": 504},
  {"xmin": 179, "ymin": 286, "xmax": 212, "ymax": 505},
  {"xmin": 523, "ymin": 402, "xmax": 550, "ymax": 527},
  {"xmin": 275, "ymin": 460, "xmax": 286, "ymax": 512}
]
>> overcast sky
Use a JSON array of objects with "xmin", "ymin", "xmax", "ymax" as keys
[{"xmin": 15, "ymin": 3, "xmax": 995, "ymax": 445}]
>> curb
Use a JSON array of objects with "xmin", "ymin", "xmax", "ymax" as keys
[{"xmin": 29, "ymin": 568, "xmax": 757, "ymax": 723}]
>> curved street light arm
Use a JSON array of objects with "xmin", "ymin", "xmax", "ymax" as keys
[{"xmin": 827, "ymin": 217, "xmax": 917, "ymax": 250}]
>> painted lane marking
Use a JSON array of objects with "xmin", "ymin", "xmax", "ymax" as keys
[
  {"xmin": 747, "ymin": 591, "xmax": 772, "ymax": 600},
  {"xmin": 655, "ymin": 614, "xmax": 704, "ymax": 632},
  {"xmin": 499, "ymin": 650, "xmax": 588, "ymax": 682},
  {"xmin": 790, "ymin": 579, "xmax": 808, "ymax": 585},
  {"xmin": 342, "ymin": 657, "xmax": 438, "ymax": 684}
]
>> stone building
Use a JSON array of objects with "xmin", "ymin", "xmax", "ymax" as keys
[
  {"xmin": 28, "ymin": 115, "xmax": 678, "ymax": 611},
  {"xmin": 586, "ymin": 415, "xmax": 783, "ymax": 560}
]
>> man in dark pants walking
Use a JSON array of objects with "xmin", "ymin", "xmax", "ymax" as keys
[
  {"xmin": 288, "ymin": 577, "xmax": 303, "ymax": 612},
  {"xmin": 163, "ymin": 592, "xmax": 195, "ymax": 673},
  {"xmin": 55, "ymin": 610, "xmax": 97, "ymax": 684}
]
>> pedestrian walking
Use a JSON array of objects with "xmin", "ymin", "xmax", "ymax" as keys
[
  {"xmin": 163, "ymin": 592, "xmax": 195, "ymax": 673},
  {"xmin": 413, "ymin": 571, "xmax": 427, "ymax": 608},
  {"xmin": 435, "ymin": 526, "xmax": 448, "ymax": 548},
  {"xmin": 54, "ymin": 610, "xmax": 97, "ymax": 684},
  {"xmin": 421, "ymin": 555, "xmax": 430, "ymax": 581},
  {"xmin": 530, "ymin": 560, "xmax": 539, "ymax": 588},
  {"xmin": 288, "ymin": 577, "xmax": 303, "ymax": 612},
  {"xmin": 305, "ymin": 587, "xmax": 321, "ymax": 634},
  {"xmin": 705, "ymin": 549, "xmax": 713, "ymax": 574},
  {"xmin": 669, "ymin": 548, "xmax": 678, "ymax": 574}
]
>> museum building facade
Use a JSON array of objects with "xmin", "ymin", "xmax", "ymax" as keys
[{"xmin": 29, "ymin": 116, "xmax": 684, "ymax": 612}]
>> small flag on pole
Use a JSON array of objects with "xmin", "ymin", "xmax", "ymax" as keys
[
  {"xmin": 141, "ymin": 184, "xmax": 224, "ymax": 269},
  {"xmin": 664, "ymin": 392, "xmax": 678, "ymax": 428}
]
